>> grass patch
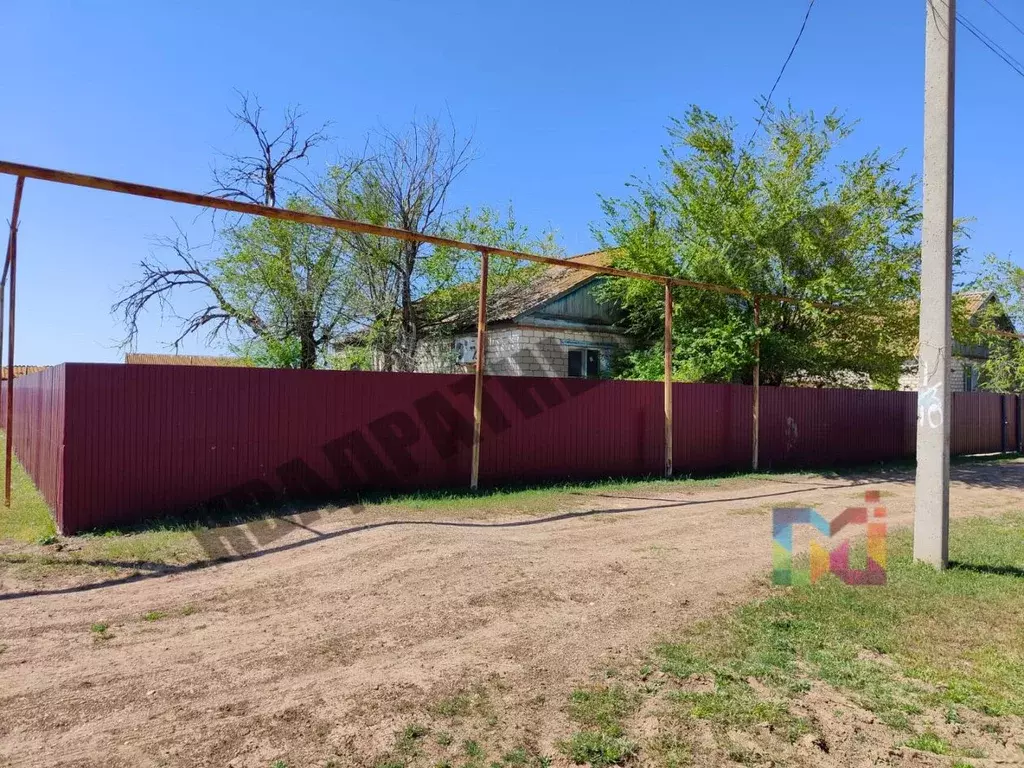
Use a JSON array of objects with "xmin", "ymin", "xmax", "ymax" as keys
[
  {"xmin": 142, "ymin": 610, "xmax": 165, "ymax": 622},
  {"xmin": 559, "ymin": 684, "xmax": 639, "ymax": 766},
  {"xmin": 0, "ymin": 448, "xmax": 56, "ymax": 543},
  {"xmin": 394, "ymin": 723, "xmax": 429, "ymax": 754},
  {"xmin": 905, "ymin": 731, "xmax": 951, "ymax": 755},
  {"xmin": 554, "ymin": 510, "xmax": 1024, "ymax": 765},
  {"xmin": 653, "ymin": 515, "xmax": 1024, "ymax": 728},
  {"xmin": 90, "ymin": 622, "xmax": 113, "ymax": 641},
  {"xmin": 568, "ymin": 685, "xmax": 636, "ymax": 733},
  {"xmin": 559, "ymin": 732, "xmax": 637, "ymax": 767},
  {"xmin": 431, "ymin": 692, "xmax": 472, "ymax": 718}
]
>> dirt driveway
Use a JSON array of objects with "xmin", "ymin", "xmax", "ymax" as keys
[{"xmin": 1, "ymin": 460, "xmax": 1021, "ymax": 768}]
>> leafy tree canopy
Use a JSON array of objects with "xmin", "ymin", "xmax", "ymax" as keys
[
  {"xmin": 597, "ymin": 106, "xmax": 922, "ymax": 387},
  {"xmin": 964, "ymin": 255, "xmax": 1024, "ymax": 392}
]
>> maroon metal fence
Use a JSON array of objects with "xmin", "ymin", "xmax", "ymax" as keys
[
  {"xmin": 2, "ymin": 363, "xmax": 1021, "ymax": 535},
  {"xmin": 0, "ymin": 365, "xmax": 67, "ymax": 528}
]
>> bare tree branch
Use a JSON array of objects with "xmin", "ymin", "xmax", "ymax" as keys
[
  {"xmin": 210, "ymin": 90, "xmax": 331, "ymax": 207},
  {"xmin": 112, "ymin": 224, "xmax": 267, "ymax": 352}
]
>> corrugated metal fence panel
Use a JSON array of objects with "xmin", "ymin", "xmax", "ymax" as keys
[
  {"xmin": 673, "ymin": 383, "xmax": 753, "ymax": 473},
  {"xmin": 2, "ymin": 362, "xmax": 1020, "ymax": 534},
  {"xmin": 480, "ymin": 376, "xmax": 662, "ymax": 482},
  {"xmin": 0, "ymin": 365, "xmax": 67, "ymax": 527},
  {"xmin": 60, "ymin": 364, "xmax": 477, "ymax": 532},
  {"xmin": 950, "ymin": 392, "xmax": 1008, "ymax": 456},
  {"xmin": 758, "ymin": 386, "xmax": 917, "ymax": 469}
]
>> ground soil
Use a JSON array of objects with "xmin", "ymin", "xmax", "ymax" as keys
[{"xmin": 0, "ymin": 460, "xmax": 1022, "ymax": 768}]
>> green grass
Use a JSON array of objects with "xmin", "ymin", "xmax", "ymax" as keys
[
  {"xmin": 0, "ymin": 450, "xmax": 57, "ymax": 543},
  {"xmin": 905, "ymin": 731, "xmax": 951, "ymax": 755},
  {"xmin": 559, "ymin": 732, "xmax": 638, "ymax": 767},
  {"xmin": 559, "ymin": 684, "xmax": 639, "ymax": 766},
  {"xmin": 565, "ymin": 511, "xmax": 1024, "ymax": 765},
  {"xmin": 658, "ymin": 514, "xmax": 1024, "ymax": 725}
]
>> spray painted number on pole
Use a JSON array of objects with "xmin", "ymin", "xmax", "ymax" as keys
[{"xmin": 917, "ymin": 362, "xmax": 944, "ymax": 429}]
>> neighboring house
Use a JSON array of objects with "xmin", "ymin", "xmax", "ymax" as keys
[
  {"xmin": 415, "ymin": 251, "xmax": 631, "ymax": 378},
  {"xmin": 897, "ymin": 290, "xmax": 1013, "ymax": 393},
  {"xmin": 125, "ymin": 353, "xmax": 249, "ymax": 367}
]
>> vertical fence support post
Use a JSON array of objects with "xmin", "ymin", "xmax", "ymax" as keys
[
  {"xmin": 1018, "ymin": 394, "xmax": 1023, "ymax": 454},
  {"xmin": 752, "ymin": 298, "xmax": 761, "ymax": 472},
  {"xmin": 1001, "ymin": 394, "xmax": 1008, "ymax": 454},
  {"xmin": 470, "ymin": 248, "xmax": 490, "ymax": 491},
  {"xmin": 664, "ymin": 282, "xmax": 673, "ymax": 478},
  {"xmin": 4, "ymin": 177, "xmax": 24, "ymax": 508}
]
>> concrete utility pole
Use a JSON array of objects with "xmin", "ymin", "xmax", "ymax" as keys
[{"xmin": 914, "ymin": 0, "xmax": 956, "ymax": 569}]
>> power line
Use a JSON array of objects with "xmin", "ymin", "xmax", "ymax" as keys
[
  {"xmin": 978, "ymin": 0, "xmax": 1024, "ymax": 40},
  {"xmin": 744, "ymin": 0, "xmax": 817, "ymax": 148},
  {"xmin": 957, "ymin": 11, "xmax": 1024, "ymax": 79}
]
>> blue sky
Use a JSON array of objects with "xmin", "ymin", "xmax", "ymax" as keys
[{"xmin": 1, "ymin": 0, "xmax": 1021, "ymax": 364}]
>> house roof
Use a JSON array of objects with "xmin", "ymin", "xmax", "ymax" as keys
[
  {"xmin": 428, "ymin": 250, "xmax": 614, "ymax": 332},
  {"xmin": 125, "ymin": 353, "xmax": 249, "ymax": 367},
  {"xmin": 958, "ymin": 290, "xmax": 993, "ymax": 317}
]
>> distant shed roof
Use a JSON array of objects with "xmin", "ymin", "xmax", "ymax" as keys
[
  {"xmin": 125, "ymin": 353, "xmax": 249, "ymax": 367},
  {"xmin": 0, "ymin": 365, "xmax": 47, "ymax": 380}
]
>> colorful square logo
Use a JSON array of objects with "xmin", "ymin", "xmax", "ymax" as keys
[{"xmin": 772, "ymin": 491, "xmax": 887, "ymax": 586}]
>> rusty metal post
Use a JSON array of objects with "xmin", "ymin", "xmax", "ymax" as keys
[
  {"xmin": 4, "ymin": 177, "xmax": 24, "ymax": 507},
  {"xmin": 0, "ymin": 236, "xmax": 9, "ymax": 391},
  {"xmin": 470, "ymin": 249, "xmax": 490, "ymax": 490},
  {"xmin": 752, "ymin": 298, "xmax": 761, "ymax": 472},
  {"xmin": 664, "ymin": 282, "xmax": 673, "ymax": 478}
]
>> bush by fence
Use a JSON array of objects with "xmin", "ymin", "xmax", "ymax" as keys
[{"xmin": 2, "ymin": 363, "xmax": 1021, "ymax": 534}]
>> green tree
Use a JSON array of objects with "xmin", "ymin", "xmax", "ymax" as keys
[
  {"xmin": 114, "ymin": 94, "xmax": 347, "ymax": 368},
  {"xmin": 116, "ymin": 98, "xmax": 556, "ymax": 370},
  {"xmin": 597, "ymin": 106, "xmax": 921, "ymax": 387},
  {"xmin": 965, "ymin": 255, "xmax": 1024, "ymax": 392},
  {"xmin": 320, "ymin": 118, "xmax": 561, "ymax": 369}
]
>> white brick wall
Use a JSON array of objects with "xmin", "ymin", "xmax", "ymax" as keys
[
  {"xmin": 411, "ymin": 326, "xmax": 630, "ymax": 378},
  {"xmin": 898, "ymin": 357, "xmax": 982, "ymax": 393}
]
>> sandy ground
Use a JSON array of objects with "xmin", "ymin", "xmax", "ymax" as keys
[{"xmin": 0, "ymin": 460, "xmax": 1021, "ymax": 768}]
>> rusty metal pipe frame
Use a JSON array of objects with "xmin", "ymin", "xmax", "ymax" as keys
[
  {"xmin": 0, "ymin": 160, "xmax": 850, "ymax": 311},
  {"xmin": 470, "ymin": 250, "xmax": 489, "ymax": 490},
  {"xmin": 3, "ymin": 177, "xmax": 25, "ymax": 507},
  {"xmin": 2, "ymin": 159, "xmax": 1022, "ymax": 340},
  {"xmin": 752, "ymin": 298, "xmax": 761, "ymax": 472},
  {"xmin": 664, "ymin": 284, "xmax": 673, "ymax": 478}
]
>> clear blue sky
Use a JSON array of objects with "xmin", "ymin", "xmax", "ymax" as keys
[{"xmin": 1, "ymin": 0, "xmax": 1021, "ymax": 364}]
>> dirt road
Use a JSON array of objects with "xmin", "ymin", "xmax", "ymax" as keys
[{"xmin": 1, "ymin": 460, "xmax": 1021, "ymax": 767}]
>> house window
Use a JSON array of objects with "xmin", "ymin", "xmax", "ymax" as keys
[
  {"xmin": 568, "ymin": 348, "xmax": 603, "ymax": 379},
  {"xmin": 963, "ymin": 364, "xmax": 980, "ymax": 392}
]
